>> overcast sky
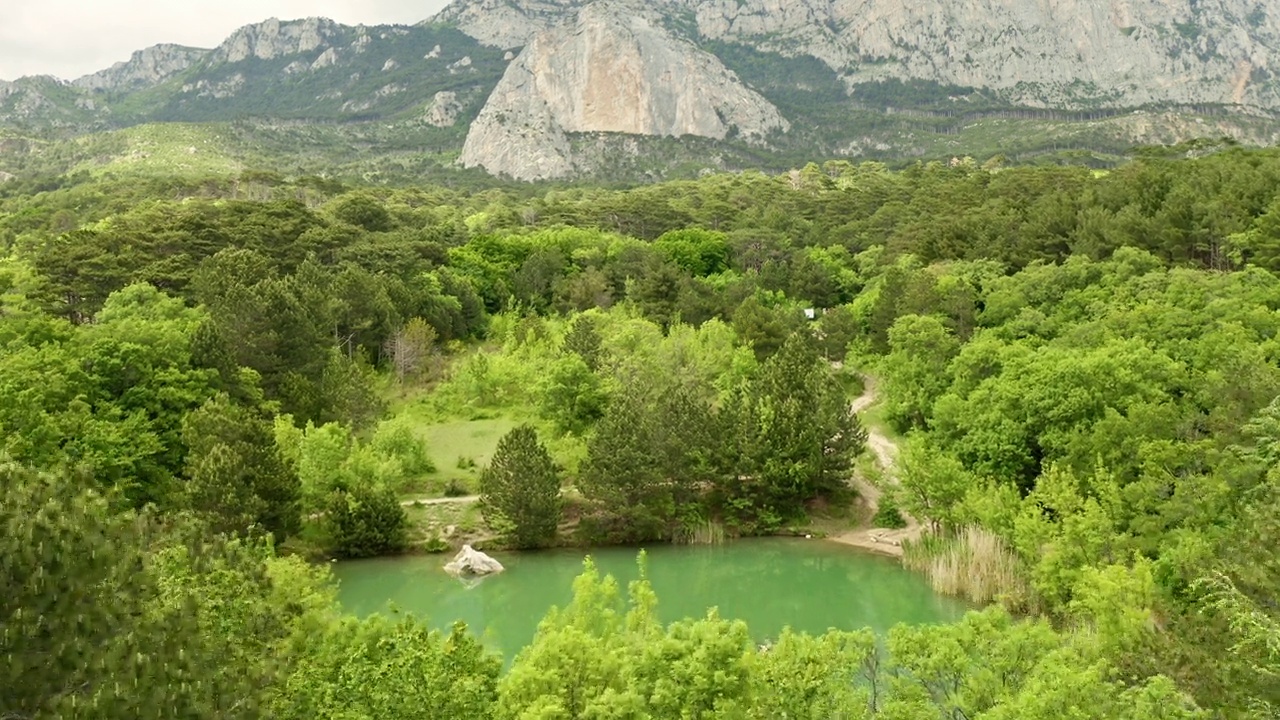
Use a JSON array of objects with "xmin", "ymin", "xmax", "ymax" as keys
[{"xmin": 0, "ymin": 0, "xmax": 454, "ymax": 82}]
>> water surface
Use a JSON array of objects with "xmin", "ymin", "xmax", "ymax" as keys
[{"xmin": 334, "ymin": 539, "xmax": 969, "ymax": 658}]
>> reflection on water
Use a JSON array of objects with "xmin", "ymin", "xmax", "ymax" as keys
[{"xmin": 333, "ymin": 538, "xmax": 970, "ymax": 659}]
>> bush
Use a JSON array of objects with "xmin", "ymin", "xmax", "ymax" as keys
[
  {"xmin": 372, "ymin": 420, "xmax": 436, "ymax": 476},
  {"xmin": 872, "ymin": 498, "xmax": 908, "ymax": 529},
  {"xmin": 423, "ymin": 535, "xmax": 450, "ymax": 554},
  {"xmin": 324, "ymin": 482, "xmax": 408, "ymax": 559}
]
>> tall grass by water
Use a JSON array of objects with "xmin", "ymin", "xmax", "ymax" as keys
[
  {"xmin": 673, "ymin": 519, "xmax": 727, "ymax": 545},
  {"xmin": 903, "ymin": 527, "xmax": 1030, "ymax": 609}
]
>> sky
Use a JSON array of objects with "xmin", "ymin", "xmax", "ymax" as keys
[{"xmin": 0, "ymin": 0, "xmax": 454, "ymax": 82}]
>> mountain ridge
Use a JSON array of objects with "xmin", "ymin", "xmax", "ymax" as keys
[{"xmin": 2, "ymin": 2, "xmax": 1279, "ymax": 181}]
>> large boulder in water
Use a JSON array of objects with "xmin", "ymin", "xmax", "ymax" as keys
[{"xmin": 444, "ymin": 545, "xmax": 505, "ymax": 577}]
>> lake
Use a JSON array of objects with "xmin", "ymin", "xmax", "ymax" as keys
[{"xmin": 333, "ymin": 538, "xmax": 970, "ymax": 659}]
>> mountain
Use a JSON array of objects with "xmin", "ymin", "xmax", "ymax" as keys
[
  {"xmin": 73, "ymin": 45, "xmax": 208, "ymax": 93},
  {"xmin": 459, "ymin": 1, "xmax": 789, "ymax": 179},
  {"xmin": 2, "ymin": 1, "xmax": 1279, "ymax": 183},
  {"xmin": 437, "ymin": 0, "xmax": 1280, "ymax": 109}
]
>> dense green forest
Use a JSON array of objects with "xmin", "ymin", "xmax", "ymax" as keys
[{"xmin": 4, "ymin": 150, "xmax": 1280, "ymax": 718}]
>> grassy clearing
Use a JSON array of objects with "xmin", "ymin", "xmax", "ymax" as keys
[{"xmin": 398, "ymin": 417, "xmax": 517, "ymax": 496}]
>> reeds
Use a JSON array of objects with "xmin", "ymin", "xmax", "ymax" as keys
[
  {"xmin": 673, "ymin": 519, "xmax": 727, "ymax": 545},
  {"xmin": 904, "ymin": 526, "xmax": 1029, "ymax": 609}
]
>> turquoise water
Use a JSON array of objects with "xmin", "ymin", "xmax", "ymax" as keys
[{"xmin": 333, "ymin": 539, "xmax": 970, "ymax": 658}]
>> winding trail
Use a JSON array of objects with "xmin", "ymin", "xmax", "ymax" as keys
[{"xmin": 829, "ymin": 375, "xmax": 924, "ymax": 557}]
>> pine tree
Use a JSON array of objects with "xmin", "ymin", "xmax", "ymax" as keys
[
  {"xmin": 743, "ymin": 332, "xmax": 866, "ymax": 520},
  {"xmin": 562, "ymin": 313, "xmax": 604, "ymax": 370},
  {"xmin": 325, "ymin": 481, "xmax": 408, "ymax": 558},
  {"xmin": 480, "ymin": 425, "xmax": 562, "ymax": 549},
  {"xmin": 183, "ymin": 394, "xmax": 302, "ymax": 543},
  {"xmin": 578, "ymin": 383, "xmax": 673, "ymax": 543}
]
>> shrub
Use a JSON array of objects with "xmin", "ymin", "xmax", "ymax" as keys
[
  {"xmin": 324, "ymin": 482, "xmax": 408, "ymax": 559},
  {"xmin": 872, "ymin": 498, "xmax": 908, "ymax": 529}
]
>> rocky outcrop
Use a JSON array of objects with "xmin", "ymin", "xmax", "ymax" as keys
[
  {"xmin": 681, "ymin": 0, "xmax": 1280, "ymax": 109},
  {"xmin": 432, "ymin": 0, "xmax": 584, "ymax": 49},
  {"xmin": 0, "ymin": 77, "xmax": 97, "ymax": 127},
  {"xmin": 460, "ymin": 1, "xmax": 789, "ymax": 180},
  {"xmin": 73, "ymin": 44, "xmax": 210, "ymax": 92},
  {"xmin": 210, "ymin": 17, "xmax": 340, "ymax": 64},
  {"xmin": 425, "ymin": 91, "xmax": 465, "ymax": 126},
  {"xmin": 436, "ymin": 0, "xmax": 1280, "ymax": 111},
  {"xmin": 444, "ymin": 545, "xmax": 505, "ymax": 576}
]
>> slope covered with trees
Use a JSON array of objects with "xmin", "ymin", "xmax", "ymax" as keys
[{"xmin": 3, "ymin": 148, "xmax": 1280, "ymax": 717}]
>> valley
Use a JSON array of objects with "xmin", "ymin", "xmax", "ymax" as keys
[{"xmin": 3, "ymin": 2, "xmax": 1280, "ymax": 718}]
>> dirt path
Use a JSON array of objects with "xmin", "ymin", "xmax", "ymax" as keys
[
  {"xmin": 828, "ymin": 375, "xmax": 924, "ymax": 557},
  {"xmin": 401, "ymin": 495, "xmax": 480, "ymax": 507}
]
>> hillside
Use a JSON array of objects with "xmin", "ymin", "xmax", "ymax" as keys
[{"xmin": 2, "ymin": 0, "xmax": 1279, "ymax": 182}]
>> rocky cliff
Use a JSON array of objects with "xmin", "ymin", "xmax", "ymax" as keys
[
  {"xmin": 459, "ymin": 1, "xmax": 788, "ymax": 180},
  {"xmin": 208, "ymin": 17, "xmax": 342, "ymax": 65},
  {"xmin": 432, "ymin": 0, "xmax": 581, "ymax": 49},
  {"xmin": 684, "ymin": 0, "xmax": 1280, "ymax": 109},
  {"xmin": 436, "ymin": 0, "xmax": 1280, "ymax": 110},
  {"xmin": 73, "ymin": 44, "xmax": 210, "ymax": 92}
]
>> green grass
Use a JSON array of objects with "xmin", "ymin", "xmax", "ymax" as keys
[
  {"xmin": 417, "ymin": 417, "xmax": 517, "ymax": 487},
  {"xmin": 859, "ymin": 399, "xmax": 904, "ymax": 444}
]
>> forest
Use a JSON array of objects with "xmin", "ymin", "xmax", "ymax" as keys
[{"xmin": 3, "ymin": 148, "xmax": 1280, "ymax": 718}]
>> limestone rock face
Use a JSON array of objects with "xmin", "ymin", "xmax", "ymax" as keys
[
  {"xmin": 73, "ymin": 44, "xmax": 210, "ymax": 92},
  {"xmin": 460, "ymin": 1, "xmax": 789, "ymax": 180},
  {"xmin": 210, "ymin": 17, "xmax": 340, "ymax": 64},
  {"xmin": 425, "ymin": 91, "xmax": 465, "ymax": 126},
  {"xmin": 680, "ymin": 0, "xmax": 1280, "ymax": 108},
  {"xmin": 433, "ymin": 0, "xmax": 583, "ymax": 49},
  {"xmin": 443, "ymin": 545, "xmax": 505, "ymax": 576},
  {"xmin": 436, "ymin": 0, "xmax": 1280, "ymax": 110}
]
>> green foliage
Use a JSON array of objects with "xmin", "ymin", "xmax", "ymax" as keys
[
  {"xmin": 323, "ymin": 481, "xmax": 408, "ymax": 559},
  {"xmin": 0, "ymin": 463, "xmax": 314, "ymax": 719},
  {"xmin": 480, "ymin": 425, "xmax": 563, "ymax": 549},
  {"xmin": 537, "ymin": 354, "xmax": 607, "ymax": 435},
  {"xmin": 183, "ymin": 394, "xmax": 301, "ymax": 543},
  {"xmin": 872, "ymin": 499, "xmax": 909, "ymax": 529},
  {"xmin": 495, "ymin": 560, "xmax": 1202, "ymax": 719},
  {"xmin": 269, "ymin": 617, "xmax": 500, "ymax": 720},
  {"xmin": 733, "ymin": 333, "xmax": 867, "ymax": 522},
  {"xmin": 654, "ymin": 228, "xmax": 731, "ymax": 276},
  {"xmin": 561, "ymin": 313, "xmax": 604, "ymax": 370},
  {"xmin": 895, "ymin": 435, "xmax": 973, "ymax": 532},
  {"xmin": 880, "ymin": 314, "xmax": 960, "ymax": 431},
  {"xmin": 8, "ymin": 148, "xmax": 1280, "ymax": 719},
  {"xmin": 578, "ymin": 380, "xmax": 676, "ymax": 543}
]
